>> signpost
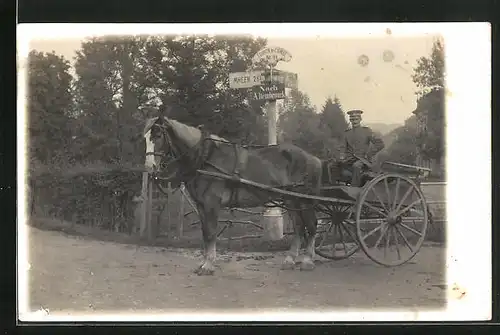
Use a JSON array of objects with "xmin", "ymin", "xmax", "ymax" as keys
[{"xmin": 227, "ymin": 46, "xmax": 297, "ymax": 241}]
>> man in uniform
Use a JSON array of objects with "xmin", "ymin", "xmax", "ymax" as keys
[{"xmin": 339, "ymin": 109, "xmax": 385, "ymax": 186}]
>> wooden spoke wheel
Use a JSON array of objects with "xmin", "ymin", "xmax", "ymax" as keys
[
  {"xmin": 355, "ymin": 173, "xmax": 429, "ymax": 267},
  {"xmin": 315, "ymin": 204, "xmax": 360, "ymax": 260}
]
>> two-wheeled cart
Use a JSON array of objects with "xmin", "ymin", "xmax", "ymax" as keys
[{"xmin": 195, "ymin": 160, "xmax": 431, "ymax": 267}]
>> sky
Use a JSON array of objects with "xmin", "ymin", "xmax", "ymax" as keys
[{"xmin": 27, "ymin": 33, "xmax": 437, "ymax": 125}]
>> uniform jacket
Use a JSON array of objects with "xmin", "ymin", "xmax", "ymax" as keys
[{"xmin": 340, "ymin": 126, "xmax": 385, "ymax": 162}]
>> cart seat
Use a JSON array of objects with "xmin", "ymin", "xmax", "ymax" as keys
[{"xmin": 321, "ymin": 160, "xmax": 376, "ymax": 187}]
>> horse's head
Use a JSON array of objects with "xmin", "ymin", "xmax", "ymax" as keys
[
  {"xmin": 143, "ymin": 115, "xmax": 171, "ymax": 170},
  {"xmin": 143, "ymin": 111, "xmax": 203, "ymax": 170}
]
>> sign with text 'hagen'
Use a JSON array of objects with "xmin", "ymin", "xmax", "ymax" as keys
[{"xmin": 252, "ymin": 82, "xmax": 286, "ymax": 101}]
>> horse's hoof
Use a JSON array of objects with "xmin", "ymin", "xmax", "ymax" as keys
[
  {"xmin": 281, "ymin": 262, "xmax": 296, "ymax": 270},
  {"xmin": 300, "ymin": 261, "xmax": 315, "ymax": 271},
  {"xmin": 281, "ymin": 257, "xmax": 296, "ymax": 270},
  {"xmin": 196, "ymin": 264, "xmax": 215, "ymax": 276}
]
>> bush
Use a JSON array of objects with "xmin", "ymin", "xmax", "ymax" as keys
[{"xmin": 29, "ymin": 162, "xmax": 143, "ymax": 232}]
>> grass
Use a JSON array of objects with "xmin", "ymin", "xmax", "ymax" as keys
[
  {"xmin": 28, "ymin": 216, "xmax": 295, "ymax": 253},
  {"xmin": 29, "ymin": 206, "xmax": 446, "ymax": 257}
]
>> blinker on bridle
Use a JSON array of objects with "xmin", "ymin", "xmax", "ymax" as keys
[{"xmin": 145, "ymin": 121, "xmax": 183, "ymax": 184}]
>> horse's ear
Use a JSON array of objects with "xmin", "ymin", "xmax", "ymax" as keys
[
  {"xmin": 158, "ymin": 105, "xmax": 165, "ymax": 121},
  {"xmin": 143, "ymin": 117, "xmax": 159, "ymax": 136},
  {"xmin": 158, "ymin": 105, "xmax": 172, "ymax": 123}
]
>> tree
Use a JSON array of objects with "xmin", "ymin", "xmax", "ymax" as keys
[
  {"xmin": 411, "ymin": 38, "xmax": 445, "ymax": 97},
  {"xmin": 28, "ymin": 50, "xmax": 74, "ymax": 167},
  {"xmin": 411, "ymin": 38, "xmax": 446, "ymax": 171},
  {"xmin": 383, "ymin": 124, "xmax": 419, "ymax": 166},
  {"xmin": 374, "ymin": 115, "xmax": 420, "ymax": 168},
  {"xmin": 318, "ymin": 95, "xmax": 349, "ymax": 159},
  {"xmin": 134, "ymin": 34, "xmax": 268, "ymax": 142},
  {"xmin": 72, "ymin": 36, "xmax": 148, "ymax": 165},
  {"xmin": 415, "ymin": 88, "xmax": 445, "ymax": 163},
  {"xmin": 27, "ymin": 50, "xmax": 79, "ymax": 220},
  {"xmin": 319, "ymin": 96, "xmax": 348, "ymax": 137},
  {"xmin": 278, "ymin": 89, "xmax": 324, "ymax": 156}
]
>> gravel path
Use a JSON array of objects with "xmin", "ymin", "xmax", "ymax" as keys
[{"xmin": 26, "ymin": 226, "xmax": 446, "ymax": 317}]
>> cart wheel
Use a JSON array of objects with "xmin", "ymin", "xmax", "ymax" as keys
[
  {"xmin": 315, "ymin": 205, "xmax": 360, "ymax": 260},
  {"xmin": 355, "ymin": 173, "xmax": 429, "ymax": 267}
]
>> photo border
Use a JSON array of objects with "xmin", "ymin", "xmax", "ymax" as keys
[{"xmin": 16, "ymin": 22, "xmax": 492, "ymax": 323}]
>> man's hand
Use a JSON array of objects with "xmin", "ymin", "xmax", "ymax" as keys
[
  {"xmin": 353, "ymin": 160, "xmax": 364, "ymax": 169},
  {"xmin": 354, "ymin": 156, "xmax": 372, "ymax": 169}
]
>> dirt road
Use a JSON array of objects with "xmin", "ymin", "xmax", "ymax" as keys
[{"xmin": 27, "ymin": 226, "xmax": 446, "ymax": 316}]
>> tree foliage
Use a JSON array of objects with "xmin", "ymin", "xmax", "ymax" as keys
[
  {"xmin": 133, "ymin": 35, "xmax": 268, "ymax": 141},
  {"xmin": 411, "ymin": 38, "xmax": 445, "ymax": 97},
  {"xmin": 380, "ymin": 38, "xmax": 445, "ymax": 174},
  {"xmin": 318, "ymin": 96, "xmax": 348, "ymax": 159},
  {"xmin": 410, "ymin": 38, "xmax": 446, "ymax": 170},
  {"xmin": 28, "ymin": 50, "xmax": 73, "ymax": 167},
  {"xmin": 382, "ymin": 124, "xmax": 418, "ymax": 165},
  {"xmin": 279, "ymin": 93, "xmax": 349, "ymax": 160},
  {"xmin": 416, "ymin": 88, "xmax": 445, "ymax": 162},
  {"xmin": 279, "ymin": 89, "xmax": 323, "ymax": 157}
]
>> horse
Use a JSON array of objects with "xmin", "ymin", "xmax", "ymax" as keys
[{"xmin": 143, "ymin": 114, "xmax": 324, "ymax": 276}]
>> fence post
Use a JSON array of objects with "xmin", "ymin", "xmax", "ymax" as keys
[
  {"xmin": 165, "ymin": 182, "xmax": 171, "ymax": 235},
  {"xmin": 147, "ymin": 175, "xmax": 154, "ymax": 241},
  {"xmin": 177, "ymin": 184, "xmax": 185, "ymax": 238},
  {"xmin": 140, "ymin": 171, "xmax": 150, "ymax": 238}
]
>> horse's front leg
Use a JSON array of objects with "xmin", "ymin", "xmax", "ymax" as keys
[
  {"xmin": 194, "ymin": 202, "xmax": 220, "ymax": 276},
  {"xmin": 299, "ymin": 208, "xmax": 318, "ymax": 271},
  {"xmin": 281, "ymin": 205, "xmax": 304, "ymax": 270}
]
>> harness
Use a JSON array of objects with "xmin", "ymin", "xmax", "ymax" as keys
[{"xmin": 146, "ymin": 121, "xmax": 248, "ymax": 207}]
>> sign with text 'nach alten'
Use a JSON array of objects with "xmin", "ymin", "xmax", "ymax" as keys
[{"xmin": 251, "ymin": 82, "xmax": 286, "ymax": 101}]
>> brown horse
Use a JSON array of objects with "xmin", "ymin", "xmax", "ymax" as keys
[{"xmin": 143, "ymin": 115, "xmax": 324, "ymax": 275}]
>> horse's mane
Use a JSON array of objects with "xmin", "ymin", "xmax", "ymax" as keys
[
  {"xmin": 167, "ymin": 118, "xmax": 229, "ymax": 148},
  {"xmin": 144, "ymin": 116, "xmax": 231, "ymax": 147}
]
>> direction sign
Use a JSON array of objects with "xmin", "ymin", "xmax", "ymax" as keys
[
  {"xmin": 251, "ymin": 82, "xmax": 286, "ymax": 101},
  {"xmin": 229, "ymin": 71, "xmax": 265, "ymax": 89},
  {"xmin": 263, "ymin": 70, "xmax": 298, "ymax": 89},
  {"xmin": 252, "ymin": 47, "xmax": 292, "ymax": 67}
]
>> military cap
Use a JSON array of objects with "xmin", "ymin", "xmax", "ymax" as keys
[{"xmin": 347, "ymin": 109, "xmax": 364, "ymax": 116}]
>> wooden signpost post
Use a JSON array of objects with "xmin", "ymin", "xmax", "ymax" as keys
[{"xmin": 229, "ymin": 46, "xmax": 297, "ymax": 241}]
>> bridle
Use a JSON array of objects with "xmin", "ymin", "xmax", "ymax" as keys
[{"xmin": 144, "ymin": 121, "xmax": 183, "ymax": 189}]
